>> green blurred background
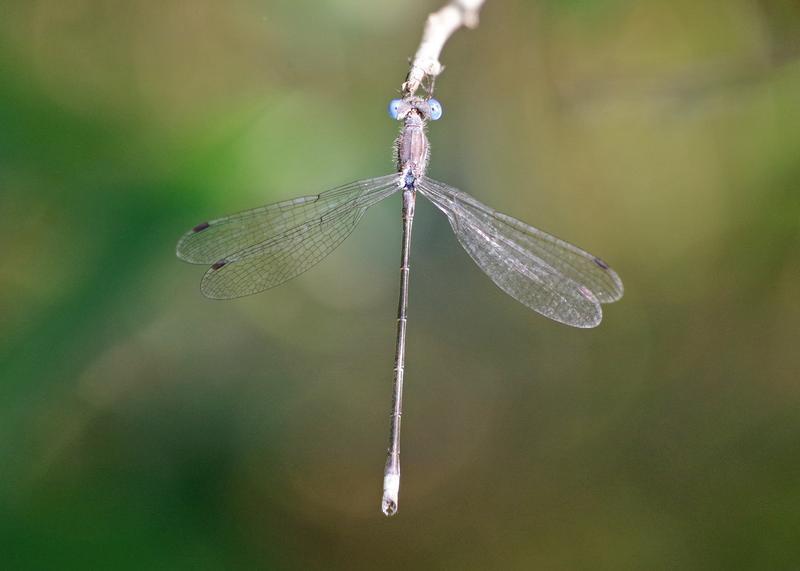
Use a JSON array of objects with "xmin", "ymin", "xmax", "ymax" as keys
[{"xmin": 2, "ymin": 0, "xmax": 799, "ymax": 569}]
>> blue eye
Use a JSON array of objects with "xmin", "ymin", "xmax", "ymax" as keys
[
  {"xmin": 428, "ymin": 98, "xmax": 443, "ymax": 120},
  {"xmin": 388, "ymin": 99, "xmax": 403, "ymax": 120}
]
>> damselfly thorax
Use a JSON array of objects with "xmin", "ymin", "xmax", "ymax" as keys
[{"xmin": 397, "ymin": 111, "xmax": 429, "ymax": 187}]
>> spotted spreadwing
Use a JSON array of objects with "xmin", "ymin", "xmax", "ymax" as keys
[{"xmin": 177, "ymin": 95, "xmax": 624, "ymax": 516}]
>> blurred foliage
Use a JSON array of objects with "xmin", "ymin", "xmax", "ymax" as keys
[{"xmin": 1, "ymin": 0, "xmax": 800, "ymax": 569}]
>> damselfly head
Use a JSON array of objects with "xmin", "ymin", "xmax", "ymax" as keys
[{"xmin": 388, "ymin": 97, "xmax": 443, "ymax": 121}]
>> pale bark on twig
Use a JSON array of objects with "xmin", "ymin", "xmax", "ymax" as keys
[{"xmin": 402, "ymin": 0, "xmax": 487, "ymax": 97}]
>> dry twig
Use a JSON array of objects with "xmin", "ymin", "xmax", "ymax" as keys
[{"xmin": 402, "ymin": 0, "xmax": 487, "ymax": 97}]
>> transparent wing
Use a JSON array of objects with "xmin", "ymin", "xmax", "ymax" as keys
[
  {"xmin": 177, "ymin": 175, "xmax": 399, "ymax": 264},
  {"xmin": 177, "ymin": 175, "xmax": 400, "ymax": 299},
  {"xmin": 418, "ymin": 177, "xmax": 623, "ymax": 328}
]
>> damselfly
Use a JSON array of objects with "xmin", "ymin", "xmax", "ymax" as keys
[{"xmin": 177, "ymin": 96, "xmax": 623, "ymax": 516}]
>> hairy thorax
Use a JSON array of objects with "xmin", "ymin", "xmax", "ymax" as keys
[{"xmin": 395, "ymin": 111, "xmax": 429, "ymax": 187}]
